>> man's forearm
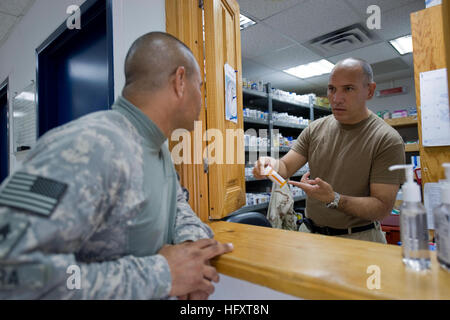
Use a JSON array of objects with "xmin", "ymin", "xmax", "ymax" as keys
[
  {"xmin": 338, "ymin": 195, "xmax": 392, "ymax": 221},
  {"xmin": 277, "ymin": 159, "xmax": 289, "ymax": 179}
]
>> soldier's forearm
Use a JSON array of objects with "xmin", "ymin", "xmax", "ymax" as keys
[
  {"xmin": 0, "ymin": 252, "xmax": 172, "ymax": 300},
  {"xmin": 173, "ymin": 202, "xmax": 213, "ymax": 244}
]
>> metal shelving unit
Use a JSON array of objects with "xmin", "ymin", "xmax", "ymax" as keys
[{"xmin": 236, "ymin": 84, "xmax": 332, "ymax": 216}]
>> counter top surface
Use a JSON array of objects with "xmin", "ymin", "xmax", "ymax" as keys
[{"xmin": 208, "ymin": 221, "xmax": 450, "ymax": 300}]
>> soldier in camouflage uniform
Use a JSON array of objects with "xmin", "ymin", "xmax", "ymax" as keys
[{"xmin": 0, "ymin": 32, "xmax": 232, "ymax": 299}]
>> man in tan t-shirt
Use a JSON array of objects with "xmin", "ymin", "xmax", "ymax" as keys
[{"xmin": 253, "ymin": 57, "xmax": 405, "ymax": 243}]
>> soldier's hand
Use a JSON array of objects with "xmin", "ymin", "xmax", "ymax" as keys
[
  {"xmin": 159, "ymin": 239, "xmax": 233, "ymax": 298},
  {"xmin": 253, "ymin": 156, "xmax": 278, "ymax": 179},
  {"xmin": 176, "ymin": 261, "xmax": 217, "ymax": 300},
  {"xmin": 178, "ymin": 290, "xmax": 209, "ymax": 300}
]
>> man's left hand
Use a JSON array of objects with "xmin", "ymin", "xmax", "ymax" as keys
[{"xmin": 289, "ymin": 172, "xmax": 335, "ymax": 204}]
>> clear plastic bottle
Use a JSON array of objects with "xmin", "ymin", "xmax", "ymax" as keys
[
  {"xmin": 390, "ymin": 165, "xmax": 430, "ymax": 271},
  {"xmin": 400, "ymin": 201, "xmax": 430, "ymax": 271},
  {"xmin": 433, "ymin": 163, "xmax": 450, "ymax": 271}
]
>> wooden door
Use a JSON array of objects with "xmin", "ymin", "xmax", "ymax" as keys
[
  {"xmin": 204, "ymin": 0, "xmax": 246, "ymax": 219},
  {"xmin": 166, "ymin": 0, "xmax": 210, "ymax": 222},
  {"xmin": 411, "ymin": 4, "xmax": 450, "ymax": 184},
  {"xmin": 166, "ymin": 0, "xmax": 246, "ymax": 221}
]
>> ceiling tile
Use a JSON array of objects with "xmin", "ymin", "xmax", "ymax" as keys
[
  {"xmin": 371, "ymin": 57, "xmax": 410, "ymax": 75},
  {"xmin": 259, "ymin": 70, "xmax": 305, "ymax": 88},
  {"xmin": 344, "ymin": 0, "xmax": 421, "ymax": 14},
  {"xmin": 263, "ymin": 0, "xmax": 362, "ymax": 44},
  {"xmin": 242, "ymin": 58, "xmax": 277, "ymax": 79},
  {"xmin": 304, "ymin": 74, "xmax": 330, "ymax": 88},
  {"xmin": 0, "ymin": 12, "xmax": 18, "ymax": 41},
  {"xmin": 238, "ymin": 0, "xmax": 306, "ymax": 21},
  {"xmin": 0, "ymin": 0, "xmax": 34, "ymax": 16},
  {"xmin": 370, "ymin": 0, "xmax": 425, "ymax": 41},
  {"xmin": 251, "ymin": 44, "xmax": 322, "ymax": 70},
  {"xmin": 241, "ymin": 23, "xmax": 295, "ymax": 58},
  {"xmin": 328, "ymin": 42, "xmax": 399, "ymax": 65},
  {"xmin": 401, "ymin": 53, "xmax": 414, "ymax": 68},
  {"xmin": 373, "ymin": 69, "xmax": 414, "ymax": 83}
]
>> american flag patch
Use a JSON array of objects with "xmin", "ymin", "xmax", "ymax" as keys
[{"xmin": 0, "ymin": 172, "xmax": 67, "ymax": 217}]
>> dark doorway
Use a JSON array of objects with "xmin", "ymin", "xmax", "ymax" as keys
[
  {"xmin": 37, "ymin": 0, "xmax": 113, "ymax": 137},
  {"xmin": 0, "ymin": 83, "xmax": 9, "ymax": 184}
]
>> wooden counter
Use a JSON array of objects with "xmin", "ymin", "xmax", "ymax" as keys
[{"xmin": 209, "ymin": 221, "xmax": 450, "ymax": 300}]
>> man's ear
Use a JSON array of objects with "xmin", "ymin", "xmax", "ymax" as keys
[
  {"xmin": 367, "ymin": 82, "xmax": 377, "ymax": 100},
  {"xmin": 173, "ymin": 66, "xmax": 186, "ymax": 99}
]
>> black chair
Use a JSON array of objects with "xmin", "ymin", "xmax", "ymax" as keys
[{"xmin": 222, "ymin": 211, "xmax": 272, "ymax": 228}]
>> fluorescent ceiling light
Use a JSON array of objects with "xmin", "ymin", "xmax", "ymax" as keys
[
  {"xmin": 15, "ymin": 92, "xmax": 35, "ymax": 102},
  {"xmin": 240, "ymin": 14, "xmax": 256, "ymax": 30},
  {"xmin": 389, "ymin": 35, "xmax": 413, "ymax": 55},
  {"xmin": 283, "ymin": 59, "xmax": 335, "ymax": 79},
  {"xmin": 13, "ymin": 111, "xmax": 26, "ymax": 118}
]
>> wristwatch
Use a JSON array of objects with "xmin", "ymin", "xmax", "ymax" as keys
[{"xmin": 326, "ymin": 192, "xmax": 340, "ymax": 209}]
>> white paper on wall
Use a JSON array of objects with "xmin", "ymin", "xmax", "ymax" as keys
[
  {"xmin": 419, "ymin": 68, "xmax": 450, "ymax": 147},
  {"xmin": 224, "ymin": 62, "xmax": 237, "ymax": 123}
]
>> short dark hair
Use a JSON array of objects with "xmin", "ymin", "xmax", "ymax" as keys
[{"xmin": 123, "ymin": 32, "xmax": 198, "ymax": 93}]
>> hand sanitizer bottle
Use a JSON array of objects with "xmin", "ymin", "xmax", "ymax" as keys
[
  {"xmin": 389, "ymin": 164, "xmax": 430, "ymax": 271},
  {"xmin": 434, "ymin": 163, "xmax": 450, "ymax": 271}
]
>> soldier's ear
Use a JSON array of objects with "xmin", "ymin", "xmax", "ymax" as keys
[{"xmin": 173, "ymin": 66, "xmax": 186, "ymax": 99}]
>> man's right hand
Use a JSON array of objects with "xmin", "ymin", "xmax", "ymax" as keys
[
  {"xmin": 252, "ymin": 156, "xmax": 278, "ymax": 179},
  {"xmin": 158, "ymin": 239, "xmax": 233, "ymax": 298}
]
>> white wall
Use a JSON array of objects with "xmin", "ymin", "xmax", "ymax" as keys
[
  {"xmin": 111, "ymin": 0, "xmax": 166, "ymax": 97},
  {"xmin": 0, "ymin": 0, "xmax": 87, "ymax": 172},
  {"xmin": 210, "ymin": 274, "xmax": 300, "ymax": 300},
  {"xmin": 367, "ymin": 77, "xmax": 417, "ymax": 114},
  {"xmin": 0, "ymin": 0, "xmax": 165, "ymax": 173}
]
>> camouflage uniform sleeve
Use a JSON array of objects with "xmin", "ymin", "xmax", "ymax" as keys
[
  {"xmin": 172, "ymin": 180, "xmax": 213, "ymax": 244},
  {"xmin": 0, "ymin": 123, "xmax": 172, "ymax": 299}
]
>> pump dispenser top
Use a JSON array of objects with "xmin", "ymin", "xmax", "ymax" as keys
[
  {"xmin": 442, "ymin": 163, "xmax": 450, "ymax": 205},
  {"xmin": 389, "ymin": 164, "xmax": 421, "ymax": 202}
]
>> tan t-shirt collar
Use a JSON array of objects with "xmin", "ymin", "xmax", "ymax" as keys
[{"xmin": 336, "ymin": 111, "xmax": 373, "ymax": 130}]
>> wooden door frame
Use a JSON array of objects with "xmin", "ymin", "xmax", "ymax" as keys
[
  {"xmin": 411, "ymin": 4, "xmax": 450, "ymax": 184},
  {"xmin": 166, "ymin": 0, "xmax": 210, "ymax": 222},
  {"xmin": 203, "ymin": 0, "xmax": 245, "ymax": 219}
]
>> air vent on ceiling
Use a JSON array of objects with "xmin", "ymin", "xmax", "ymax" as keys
[{"xmin": 304, "ymin": 24, "xmax": 376, "ymax": 57}]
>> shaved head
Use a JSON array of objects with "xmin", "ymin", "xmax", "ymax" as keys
[
  {"xmin": 123, "ymin": 32, "xmax": 199, "ymax": 94},
  {"xmin": 333, "ymin": 57, "xmax": 374, "ymax": 85},
  {"xmin": 327, "ymin": 57, "xmax": 376, "ymax": 124}
]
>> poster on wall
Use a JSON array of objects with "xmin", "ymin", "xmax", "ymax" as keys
[
  {"xmin": 419, "ymin": 68, "xmax": 450, "ymax": 147},
  {"xmin": 13, "ymin": 82, "xmax": 37, "ymax": 154},
  {"xmin": 224, "ymin": 62, "xmax": 237, "ymax": 123}
]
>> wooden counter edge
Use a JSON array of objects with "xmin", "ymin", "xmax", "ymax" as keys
[{"xmin": 208, "ymin": 222, "xmax": 398, "ymax": 300}]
